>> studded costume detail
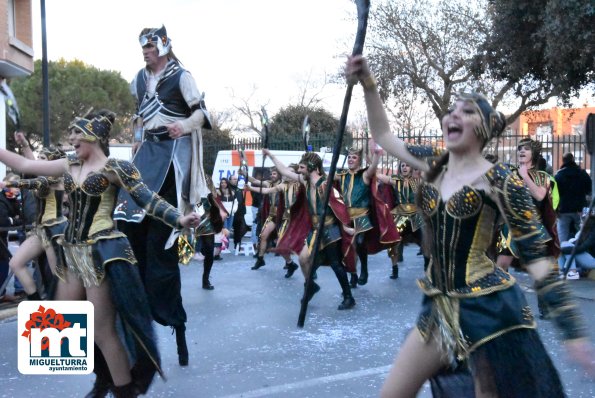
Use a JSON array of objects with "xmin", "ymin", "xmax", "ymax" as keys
[
  {"xmin": 498, "ymin": 165, "xmax": 560, "ymax": 259},
  {"xmin": 5, "ymin": 176, "xmax": 67, "ymax": 251},
  {"xmin": 57, "ymin": 154, "xmax": 181, "ymax": 287},
  {"xmin": 414, "ymin": 158, "xmax": 561, "ymax": 364}
]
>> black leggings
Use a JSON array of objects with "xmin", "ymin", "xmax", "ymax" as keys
[
  {"xmin": 200, "ymin": 234, "xmax": 215, "ymax": 282},
  {"xmin": 355, "ymin": 234, "xmax": 368, "ymax": 274},
  {"xmin": 319, "ymin": 241, "xmax": 350, "ymax": 296}
]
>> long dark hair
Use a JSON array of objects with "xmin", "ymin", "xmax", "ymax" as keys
[{"xmin": 218, "ymin": 178, "xmax": 232, "ymax": 197}]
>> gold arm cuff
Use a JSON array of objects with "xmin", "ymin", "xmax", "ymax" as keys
[{"xmin": 361, "ymin": 75, "xmax": 377, "ymax": 91}]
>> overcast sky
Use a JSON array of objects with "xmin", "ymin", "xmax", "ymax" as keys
[{"xmin": 32, "ymin": 0, "xmax": 364, "ymax": 123}]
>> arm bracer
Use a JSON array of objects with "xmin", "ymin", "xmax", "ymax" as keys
[
  {"xmin": 107, "ymin": 159, "xmax": 182, "ymax": 228},
  {"xmin": 6, "ymin": 176, "xmax": 51, "ymax": 197},
  {"xmin": 496, "ymin": 171, "xmax": 551, "ymax": 264}
]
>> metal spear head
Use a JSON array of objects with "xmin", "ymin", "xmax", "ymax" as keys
[
  {"xmin": 239, "ymin": 146, "xmax": 249, "ymax": 176},
  {"xmin": 0, "ymin": 79, "xmax": 21, "ymax": 130},
  {"xmin": 302, "ymin": 115, "xmax": 311, "ymax": 152},
  {"xmin": 260, "ymin": 106, "xmax": 269, "ymax": 147}
]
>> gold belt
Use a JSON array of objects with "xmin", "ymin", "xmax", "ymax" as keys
[
  {"xmin": 348, "ymin": 207, "xmax": 369, "ymax": 218},
  {"xmin": 311, "ymin": 215, "xmax": 334, "ymax": 226}
]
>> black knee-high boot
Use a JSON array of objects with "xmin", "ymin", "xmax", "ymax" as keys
[
  {"xmin": 175, "ymin": 324, "xmax": 189, "ymax": 366},
  {"xmin": 251, "ymin": 256, "xmax": 265, "ymax": 270},
  {"xmin": 330, "ymin": 262, "xmax": 355, "ymax": 310},
  {"xmin": 111, "ymin": 382, "xmax": 138, "ymax": 398},
  {"xmin": 350, "ymin": 272, "xmax": 358, "ymax": 288},
  {"xmin": 27, "ymin": 291, "xmax": 41, "ymax": 301},
  {"xmin": 397, "ymin": 242, "xmax": 404, "ymax": 262},
  {"xmin": 390, "ymin": 264, "xmax": 399, "ymax": 279},
  {"xmin": 201, "ymin": 235, "xmax": 215, "ymax": 289},
  {"xmin": 356, "ymin": 242, "xmax": 368, "ymax": 285},
  {"xmin": 85, "ymin": 345, "xmax": 113, "ymax": 398}
]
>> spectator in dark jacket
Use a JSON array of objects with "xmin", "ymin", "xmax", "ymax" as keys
[
  {"xmin": 0, "ymin": 173, "xmax": 23, "ymax": 301},
  {"xmin": 229, "ymin": 174, "xmax": 248, "ymax": 249},
  {"xmin": 555, "ymin": 153, "xmax": 592, "ymax": 242}
]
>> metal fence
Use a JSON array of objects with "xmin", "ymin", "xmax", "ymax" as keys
[{"xmin": 203, "ymin": 130, "xmax": 591, "ymax": 176}]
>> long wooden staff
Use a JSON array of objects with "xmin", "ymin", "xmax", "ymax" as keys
[{"xmin": 298, "ymin": 0, "xmax": 371, "ymax": 327}]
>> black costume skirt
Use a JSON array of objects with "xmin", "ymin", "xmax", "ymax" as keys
[
  {"xmin": 106, "ymin": 260, "xmax": 163, "ymax": 393},
  {"xmin": 430, "ymin": 328, "xmax": 565, "ymax": 397},
  {"xmin": 417, "ymin": 282, "xmax": 565, "ymax": 397}
]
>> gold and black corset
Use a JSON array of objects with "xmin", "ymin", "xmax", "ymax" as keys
[
  {"xmin": 6, "ymin": 176, "xmax": 66, "ymax": 227},
  {"xmin": 58, "ymin": 155, "xmax": 182, "ymax": 286},
  {"xmin": 418, "ymin": 163, "xmax": 551, "ymax": 295},
  {"xmin": 63, "ymin": 170, "xmax": 115, "ymax": 242},
  {"xmin": 414, "ymin": 162, "xmax": 554, "ymax": 361},
  {"xmin": 418, "ymin": 181, "xmax": 515, "ymax": 295}
]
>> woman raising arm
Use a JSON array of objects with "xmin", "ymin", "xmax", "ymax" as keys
[
  {"xmin": 346, "ymin": 55, "xmax": 594, "ymax": 398},
  {"xmin": 0, "ymin": 110, "xmax": 199, "ymax": 397}
]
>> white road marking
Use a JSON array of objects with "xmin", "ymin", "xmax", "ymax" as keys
[{"xmin": 219, "ymin": 365, "xmax": 391, "ymax": 398}]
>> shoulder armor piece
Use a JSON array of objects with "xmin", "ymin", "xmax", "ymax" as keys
[
  {"xmin": 405, "ymin": 144, "xmax": 444, "ymax": 158},
  {"xmin": 488, "ymin": 163, "xmax": 551, "ymax": 262},
  {"xmin": 105, "ymin": 158, "xmax": 142, "ymax": 189},
  {"xmin": 529, "ymin": 170, "xmax": 550, "ymax": 188},
  {"xmin": 484, "ymin": 162, "xmax": 511, "ymax": 188}
]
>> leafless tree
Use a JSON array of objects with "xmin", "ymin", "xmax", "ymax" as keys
[
  {"xmin": 368, "ymin": 0, "xmax": 563, "ymax": 125},
  {"xmin": 292, "ymin": 69, "xmax": 333, "ymax": 109},
  {"xmin": 226, "ymin": 86, "xmax": 270, "ymax": 136}
]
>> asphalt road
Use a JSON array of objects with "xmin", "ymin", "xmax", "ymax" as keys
[{"xmin": 1, "ymin": 244, "xmax": 594, "ymax": 397}]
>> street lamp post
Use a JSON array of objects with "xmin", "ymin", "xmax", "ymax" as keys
[{"xmin": 40, "ymin": 0, "xmax": 50, "ymax": 147}]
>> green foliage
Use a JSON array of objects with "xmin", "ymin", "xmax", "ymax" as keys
[
  {"xmin": 268, "ymin": 105, "xmax": 350, "ymax": 150},
  {"xmin": 368, "ymin": 0, "xmax": 594, "ymax": 125},
  {"xmin": 483, "ymin": 0, "xmax": 595, "ymax": 101},
  {"xmin": 9, "ymin": 59, "xmax": 135, "ymax": 149}
]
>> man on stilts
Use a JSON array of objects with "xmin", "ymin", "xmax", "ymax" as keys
[{"xmin": 114, "ymin": 25, "xmax": 212, "ymax": 367}]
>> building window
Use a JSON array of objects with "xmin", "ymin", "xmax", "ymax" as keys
[
  {"xmin": 571, "ymin": 123, "xmax": 583, "ymax": 136},
  {"xmin": 535, "ymin": 123, "xmax": 553, "ymax": 136},
  {"xmin": 8, "ymin": 0, "xmax": 17, "ymax": 37}
]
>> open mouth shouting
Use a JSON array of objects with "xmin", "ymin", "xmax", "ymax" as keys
[{"xmin": 447, "ymin": 124, "xmax": 463, "ymax": 141}]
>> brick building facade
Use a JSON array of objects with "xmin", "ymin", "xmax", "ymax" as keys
[{"xmin": 0, "ymin": 0, "xmax": 33, "ymax": 78}]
